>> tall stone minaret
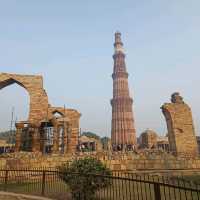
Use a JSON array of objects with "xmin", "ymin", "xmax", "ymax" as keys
[{"xmin": 111, "ymin": 32, "xmax": 137, "ymax": 148}]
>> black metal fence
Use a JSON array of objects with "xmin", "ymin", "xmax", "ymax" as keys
[{"xmin": 0, "ymin": 169, "xmax": 199, "ymax": 200}]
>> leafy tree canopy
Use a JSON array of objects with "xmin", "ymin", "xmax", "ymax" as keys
[
  {"xmin": 101, "ymin": 136, "xmax": 110, "ymax": 143},
  {"xmin": 59, "ymin": 157, "xmax": 111, "ymax": 200},
  {"xmin": 0, "ymin": 130, "xmax": 15, "ymax": 143},
  {"xmin": 82, "ymin": 131, "xmax": 100, "ymax": 140}
]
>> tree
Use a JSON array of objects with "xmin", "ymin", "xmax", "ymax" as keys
[
  {"xmin": 101, "ymin": 137, "xmax": 111, "ymax": 150},
  {"xmin": 81, "ymin": 132, "xmax": 100, "ymax": 140},
  {"xmin": 59, "ymin": 157, "xmax": 111, "ymax": 200},
  {"xmin": 101, "ymin": 136, "xmax": 110, "ymax": 144},
  {"xmin": 0, "ymin": 130, "xmax": 16, "ymax": 144}
]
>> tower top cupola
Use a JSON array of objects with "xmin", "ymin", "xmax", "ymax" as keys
[{"xmin": 114, "ymin": 31, "xmax": 124, "ymax": 54}]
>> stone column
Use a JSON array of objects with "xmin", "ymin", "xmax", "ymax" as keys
[
  {"xmin": 15, "ymin": 123, "xmax": 24, "ymax": 152},
  {"xmin": 30, "ymin": 123, "xmax": 40, "ymax": 152},
  {"xmin": 63, "ymin": 122, "xmax": 68, "ymax": 153},
  {"xmin": 52, "ymin": 121, "xmax": 59, "ymax": 153},
  {"xmin": 67, "ymin": 121, "xmax": 79, "ymax": 153},
  {"xmin": 66, "ymin": 122, "xmax": 72, "ymax": 153},
  {"xmin": 40, "ymin": 128, "xmax": 45, "ymax": 153}
]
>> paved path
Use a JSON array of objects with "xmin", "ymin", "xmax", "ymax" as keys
[{"xmin": 0, "ymin": 192, "xmax": 53, "ymax": 200}]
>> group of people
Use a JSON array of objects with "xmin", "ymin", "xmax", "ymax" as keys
[
  {"xmin": 0, "ymin": 146, "xmax": 14, "ymax": 154},
  {"xmin": 77, "ymin": 142, "xmax": 137, "ymax": 152},
  {"xmin": 112, "ymin": 144, "xmax": 136, "ymax": 152},
  {"xmin": 77, "ymin": 143, "xmax": 96, "ymax": 152}
]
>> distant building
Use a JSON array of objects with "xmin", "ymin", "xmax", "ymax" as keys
[
  {"xmin": 78, "ymin": 135, "xmax": 103, "ymax": 152},
  {"xmin": 139, "ymin": 130, "xmax": 169, "ymax": 152},
  {"xmin": 139, "ymin": 129, "xmax": 158, "ymax": 149},
  {"xmin": 157, "ymin": 136, "xmax": 169, "ymax": 152}
]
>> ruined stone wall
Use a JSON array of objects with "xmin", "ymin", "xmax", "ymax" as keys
[
  {"xmin": 162, "ymin": 93, "xmax": 198, "ymax": 157},
  {"xmin": 48, "ymin": 107, "xmax": 81, "ymax": 153},
  {"xmin": 0, "ymin": 73, "xmax": 81, "ymax": 154},
  {"xmin": 0, "ymin": 73, "xmax": 48, "ymax": 123},
  {"xmin": 1, "ymin": 152, "xmax": 200, "ymax": 173}
]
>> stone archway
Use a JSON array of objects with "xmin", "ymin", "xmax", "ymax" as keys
[
  {"xmin": 0, "ymin": 72, "xmax": 81, "ymax": 154},
  {"xmin": 161, "ymin": 93, "xmax": 198, "ymax": 157},
  {"xmin": 0, "ymin": 73, "xmax": 49, "ymax": 123}
]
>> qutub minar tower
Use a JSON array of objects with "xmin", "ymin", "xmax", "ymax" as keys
[{"xmin": 111, "ymin": 32, "xmax": 137, "ymax": 148}]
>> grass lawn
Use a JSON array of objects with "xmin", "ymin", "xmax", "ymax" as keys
[
  {"xmin": 182, "ymin": 175, "xmax": 200, "ymax": 185},
  {"xmin": 0, "ymin": 174, "xmax": 199, "ymax": 200},
  {"xmin": 0, "ymin": 181, "xmax": 70, "ymax": 200}
]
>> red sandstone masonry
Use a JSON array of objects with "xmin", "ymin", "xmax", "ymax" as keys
[
  {"xmin": 111, "ymin": 32, "xmax": 136, "ymax": 146},
  {"xmin": 161, "ymin": 93, "xmax": 198, "ymax": 157},
  {"xmin": 0, "ymin": 73, "xmax": 81, "ymax": 154}
]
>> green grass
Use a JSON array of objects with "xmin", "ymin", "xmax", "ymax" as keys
[
  {"xmin": 94, "ymin": 176, "xmax": 200, "ymax": 200},
  {"xmin": 182, "ymin": 175, "xmax": 200, "ymax": 184},
  {"xmin": 0, "ymin": 175, "xmax": 199, "ymax": 200},
  {"xmin": 0, "ymin": 181, "xmax": 70, "ymax": 199}
]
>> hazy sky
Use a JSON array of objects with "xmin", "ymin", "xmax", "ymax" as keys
[{"xmin": 0, "ymin": 0, "xmax": 199, "ymax": 138}]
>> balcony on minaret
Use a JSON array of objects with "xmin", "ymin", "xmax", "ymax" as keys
[{"xmin": 114, "ymin": 32, "xmax": 125, "ymax": 54}]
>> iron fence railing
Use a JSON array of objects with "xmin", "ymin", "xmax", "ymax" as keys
[{"xmin": 0, "ymin": 169, "xmax": 199, "ymax": 200}]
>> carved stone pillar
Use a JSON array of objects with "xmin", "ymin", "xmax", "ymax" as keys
[
  {"xmin": 67, "ymin": 121, "xmax": 79, "ymax": 153},
  {"xmin": 66, "ymin": 122, "xmax": 72, "ymax": 153},
  {"xmin": 15, "ymin": 123, "xmax": 24, "ymax": 152},
  {"xmin": 40, "ymin": 128, "xmax": 45, "ymax": 153},
  {"xmin": 52, "ymin": 120, "xmax": 59, "ymax": 153},
  {"xmin": 63, "ymin": 122, "xmax": 68, "ymax": 153},
  {"xmin": 30, "ymin": 123, "xmax": 40, "ymax": 152}
]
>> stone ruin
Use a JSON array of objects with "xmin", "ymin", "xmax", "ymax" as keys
[
  {"xmin": 138, "ymin": 130, "xmax": 169, "ymax": 152},
  {"xmin": 0, "ymin": 73, "xmax": 81, "ymax": 154},
  {"xmin": 161, "ymin": 92, "xmax": 198, "ymax": 157},
  {"xmin": 0, "ymin": 71, "xmax": 199, "ymax": 160}
]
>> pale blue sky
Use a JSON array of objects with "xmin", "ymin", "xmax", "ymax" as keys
[{"xmin": 0, "ymin": 0, "xmax": 199, "ymax": 137}]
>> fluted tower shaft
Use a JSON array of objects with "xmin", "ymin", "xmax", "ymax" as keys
[{"xmin": 111, "ymin": 32, "xmax": 136, "ymax": 146}]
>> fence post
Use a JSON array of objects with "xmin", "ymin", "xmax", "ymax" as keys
[
  {"xmin": 41, "ymin": 170, "xmax": 46, "ymax": 196},
  {"xmin": 154, "ymin": 183, "xmax": 161, "ymax": 200},
  {"xmin": 4, "ymin": 170, "xmax": 8, "ymax": 191}
]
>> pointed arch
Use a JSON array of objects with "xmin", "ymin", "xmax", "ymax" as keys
[
  {"xmin": 0, "ymin": 73, "xmax": 49, "ymax": 123},
  {"xmin": 0, "ymin": 78, "xmax": 27, "ymax": 91},
  {"xmin": 52, "ymin": 110, "xmax": 65, "ymax": 118}
]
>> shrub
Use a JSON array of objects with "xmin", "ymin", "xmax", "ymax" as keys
[{"xmin": 59, "ymin": 157, "xmax": 111, "ymax": 200}]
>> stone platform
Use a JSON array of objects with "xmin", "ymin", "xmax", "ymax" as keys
[{"xmin": 0, "ymin": 151, "xmax": 200, "ymax": 175}]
